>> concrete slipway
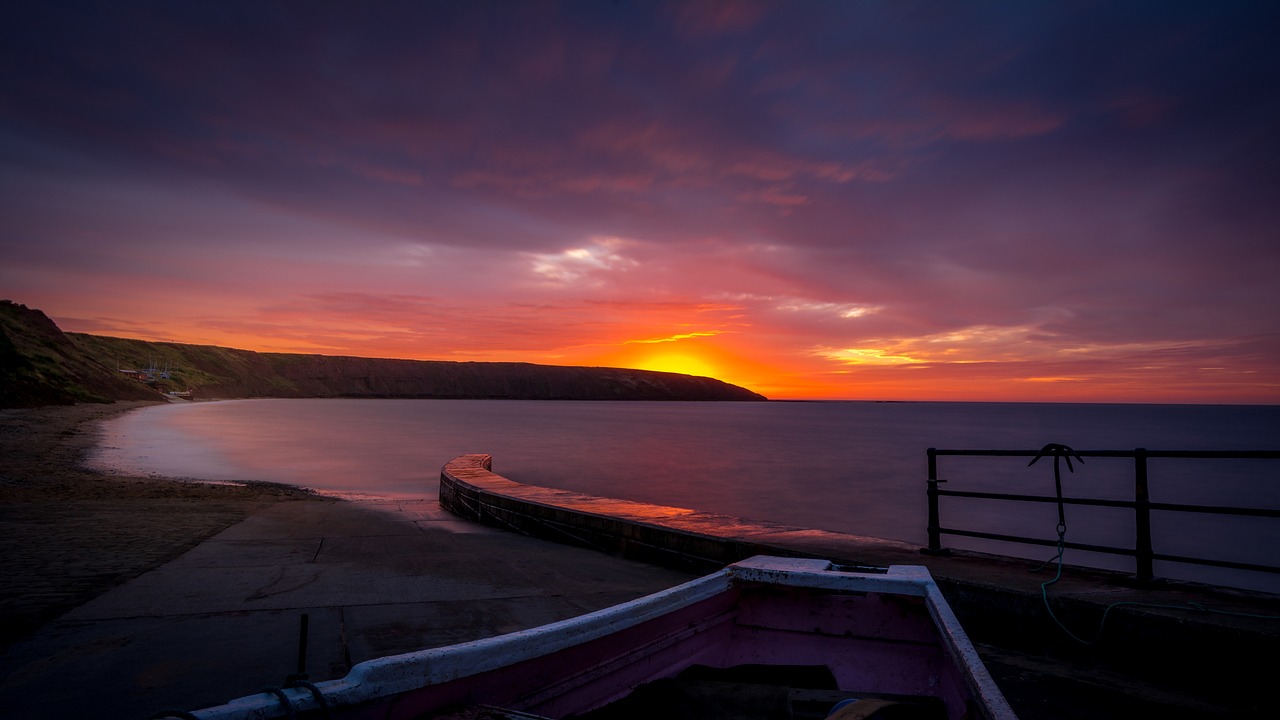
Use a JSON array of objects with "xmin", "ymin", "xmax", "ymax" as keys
[{"xmin": 0, "ymin": 455, "xmax": 1276, "ymax": 719}]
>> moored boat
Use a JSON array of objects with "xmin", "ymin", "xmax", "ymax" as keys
[{"xmin": 183, "ymin": 556, "xmax": 1016, "ymax": 720}]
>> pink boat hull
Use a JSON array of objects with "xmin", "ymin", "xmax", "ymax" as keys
[{"xmin": 192, "ymin": 557, "xmax": 1016, "ymax": 720}]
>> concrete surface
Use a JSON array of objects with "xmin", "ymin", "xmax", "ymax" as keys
[{"xmin": 0, "ymin": 499, "xmax": 697, "ymax": 720}]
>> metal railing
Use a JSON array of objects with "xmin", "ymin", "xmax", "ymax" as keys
[{"xmin": 925, "ymin": 447, "xmax": 1280, "ymax": 584}]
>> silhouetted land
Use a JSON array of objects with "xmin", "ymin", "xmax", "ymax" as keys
[{"xmin": 0, "ymin": 300, "xmax": 766, "ymax": 407}]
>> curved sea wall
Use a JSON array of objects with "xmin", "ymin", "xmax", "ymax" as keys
[
  {"xmin": 439, "ymin": 454, "xmax": 945, "ymax": 576},
  {"xmin": 438, "ymin": 453, "xmax": 1278, "ymax": 705},
  {"xmin": 438, "ymin": 453, "xmax": 785, "ymax": 570}
]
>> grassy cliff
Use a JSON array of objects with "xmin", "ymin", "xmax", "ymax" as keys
[
  {"xmin": 0, "ymin": 301, "xmax": 162, "ymax": 407},
  {"xmin": 1, "ymin": 301, "xmax": 767, "ymax": 407}
]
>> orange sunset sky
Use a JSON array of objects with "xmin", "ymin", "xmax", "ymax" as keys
[{"xmin": 2, "ymin": 1, "xmax": 1278, "ymax": 403}]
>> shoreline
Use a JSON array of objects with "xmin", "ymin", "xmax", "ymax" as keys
[
  {"xmin": 4, "ymin": 403, "xmax": 1275, "ymax": 717},
  {"xmin": 0, "ymin": 403, "xmax": 704, "ymax": 719},
  {"xmin": 0, "ymin": 401, "xmax": 330, "ymax": 649}
]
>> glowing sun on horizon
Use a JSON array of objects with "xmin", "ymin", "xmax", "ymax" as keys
[{"xmin": 635, "ymin": 352, "xmax": 720, "ymax": 379}]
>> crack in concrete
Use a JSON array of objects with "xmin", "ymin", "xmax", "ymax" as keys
[{"xmin": 244, "ymin": 566, "xmax": 321, "ymax": 601}]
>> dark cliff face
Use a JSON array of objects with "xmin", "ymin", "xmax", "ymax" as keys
[
  {"xmin": 82, "ymin": 344, "xmax": 768, "ymax": 402},
  {"xmin": 0, "ymin": 301, "xmax": 767, "ymax": 406},
  {"xmin": 256, "ymin": 356, "xmax": 767, "ymax": 401}
]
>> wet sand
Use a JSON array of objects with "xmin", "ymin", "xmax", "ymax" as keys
[{"xmin": 0, "ymin": 401, "xmax": 329, "ymax": 648}]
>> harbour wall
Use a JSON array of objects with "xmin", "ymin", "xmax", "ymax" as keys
[{"xmin": 439, "ymin": 453, "xmax": 1276, "ymax": 706}]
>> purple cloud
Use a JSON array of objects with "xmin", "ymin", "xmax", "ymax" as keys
[{"xmin": 2, "ymin": 0, "xmax": 1277, "ymax": 401}]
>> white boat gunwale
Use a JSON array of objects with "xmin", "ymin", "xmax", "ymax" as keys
[{"xmin": 189, "ymin": 556, "xmax": 1017, "ymax": 720}]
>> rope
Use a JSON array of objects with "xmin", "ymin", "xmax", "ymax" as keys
[
  {"xmin": 285, "ymin": 677, "xmax": 332, "ymax": 719},
  {"xmin": 1028, "ymin": 443, "xmax": 1280, "ymax": 645},
  {"xmin": 258, "ymin": 687, "xmax": 297, "ymax": 720}
]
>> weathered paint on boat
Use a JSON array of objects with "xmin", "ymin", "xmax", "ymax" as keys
[{"xmin": 187, "ymin": 556, "xmax": 1016, "ymax": 720}]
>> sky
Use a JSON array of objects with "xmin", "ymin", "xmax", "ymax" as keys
[{"xmin": 2, "ymin": 1, "xmax": 1278, "ymax": 403}]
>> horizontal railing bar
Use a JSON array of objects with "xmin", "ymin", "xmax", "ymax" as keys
[
  {"xmin": 1150, "ymin": 553, "xmax": 1280, "ymax": 575},
  {"xmin": 938, "ymin": 528, "xmax": 1280, "ymax": 573},
  {"xmin": 1147, "ymin": 502, "xmax": 1280, "ymax": 518},
  {"xmin": 1139, "ymin": 450, "xmax": 1280, "ymax": 459},
  {"xmin": 936, "ymin": 489, "xmax": 1134, "ymax": 509},
  {"xmin": 930, "ymin": 448, "xmax": 1280, "ymax": 459},
  {"xmin": 938, "ymin": 527, "xmax": 1136, "ymax": 557},
  {"xmin": 926, "ymin": 447, "xmax": 1279, "ymax": 585},
  {"xmin": 931, "ymin": 449, "xmax": 1112, "ymax": 457},
  {"xmin": 935, "ymin": 490, "xmax": 1280, "ymax": 518}
]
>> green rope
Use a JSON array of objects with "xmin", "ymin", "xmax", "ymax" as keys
[
  {"xmin": 1036, "ymin": 529, "xmax": 1280, "ymax": 645},
  {"xmin": 1036, "ymin": 527, "xmax": 1111, "ymax": 645},
  {"xmin": 1029, "ymin": 442, "xmax": 1279, "ymax": 645}
]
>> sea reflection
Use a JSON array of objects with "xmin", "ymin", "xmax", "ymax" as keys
[{"xmin": 89, "ymin": 398, "xmax": 1280, "ymax": 592}]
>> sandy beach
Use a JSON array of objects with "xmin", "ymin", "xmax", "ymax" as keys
[{"xmin": 0, "ymin": 401, "xmax": 329, "ymax": 649}]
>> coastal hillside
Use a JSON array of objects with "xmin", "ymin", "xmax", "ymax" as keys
[
  {"xmin": 0, "ymin": 301, "xmax": 162, "ymax": 407},
  {"xmin": 0, "ymin": 301, "xmax": 766, "ymax": 407}
]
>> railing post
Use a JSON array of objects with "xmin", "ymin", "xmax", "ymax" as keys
[
  {"xmin": 1134, "ymin": 447, "xmax": 1154, "ymax": 585},
  {"xmin": 922, "ymin": 448, "xmax": 949, "ymax": 555}
]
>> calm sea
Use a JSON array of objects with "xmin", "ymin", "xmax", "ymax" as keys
[{"xmin": 88, "ymin": 399, "xmax": 1280, "ymax": 593}]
